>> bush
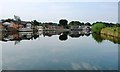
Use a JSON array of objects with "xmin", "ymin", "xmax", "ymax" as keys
[{"xmin": 92, "ymin": 23, "xmax": 106, "ymax": 33}]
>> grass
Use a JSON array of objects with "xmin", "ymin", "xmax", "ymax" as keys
[{"xmin": 101, "ymin": 27, "xmax": 120, "ymax": 38}]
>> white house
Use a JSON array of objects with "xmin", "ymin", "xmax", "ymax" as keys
[
  {"xmin": 37, "ymin": 26, "xmax": 43, "ymax": 31},
  {"xmin": 26, "ymin": 22, "xmax": 32, "ymax": 29},
  {"xmin": 3, "ymin": 22, "xmax": 11, "ymax": 27}
]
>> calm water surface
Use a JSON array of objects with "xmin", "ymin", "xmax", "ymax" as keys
[{"xmin": 2, "ymin": 33, "xmax": 118, "ymax": 70}]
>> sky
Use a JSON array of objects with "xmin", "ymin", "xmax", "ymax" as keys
[
  {"xmin": 0, "ymin": 0, "xmax": 119, "ymax": 23},
  {"xmin": 0, "ymin": 0, "xmax": 119, "ymax": 70}
]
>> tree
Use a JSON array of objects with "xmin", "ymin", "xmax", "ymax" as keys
[
  {"xmin": 33, "ymin": 20, "xmax": 40, "ymax": 26},
  {"xmin": 114, "ymin": 23, "xmax": 120, "ymax": 27},
  {"xmin": 69, "ymin": 34, "xmax": 81, "ymax": 38},
  {"xmin": 59, "ymin": 32, "xmax": 69, "ymax": 41},
  {"xmin": 3, "ymin": 19, "xmax": 14, "ymax": 22},
  {"xmin": 80, "ymin": 22, "xmax": 84, "ymax": 26},
  {"xmin": 92, "ymin": 23, "xmax": 106, "ymax": 34},
  {"xmin": 33, "ymin": 34, "xmax": 39, "ymax": 39},
  {"xmin": 69, "ymin": 21, "xmax": 81, "ymax": 26},
  {"xmin": 59, "ymin": 19, "xmax": 68, "ymax": 26},
  {"xmin": 85, "ymin": 22, "xmax": 91, "ymax": 26},
  {"xmin": 92, "ymin": 33, "xmax": 103, "ymax": 43},
  {"xmin": 85, "ymin": 33, "xmax": 91, "ymax": 36},
  {"xmin": 59, "ymin": 34, "xmax": 68, "ymax": 41}
]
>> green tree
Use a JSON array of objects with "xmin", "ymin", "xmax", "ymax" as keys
[
  {"xmin": 81, "ymin": 22, "xmax": 84, "ymax": 26},
  {"xmin": 33, "ymin": 20, "xmax": 40, "ymax": 26},
  {"xmin": 115, "ymin": 23, "xmax": 120, "ymax": 27},
  {"xmin": 69, "ymin": 21, "xmax": 81, "ymax": 26},
  {"xmin": 4, "ymin": 19, "xmax": 14, "ymax": 22},
  {"xmin": 92, "ymin": 23, "xmax": 106, "ymax": 33},
  {"xmin": 59, "ymin": 19, "xmax": 68, "ymax": 26},
  {"xmin": 85, "ymin": 22, "xmax": 91, "ymax": 26}
]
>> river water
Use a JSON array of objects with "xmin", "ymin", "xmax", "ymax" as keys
[{"xmin": 1, "ymin": 31, "xmax": 118, "ymax": 70}]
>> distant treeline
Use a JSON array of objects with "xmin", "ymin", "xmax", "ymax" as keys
[
  {"xmin": 92, "ymin": 22, "xmax": 120, "ymax": 27},
  {"xmin": 1, "ymin": 18, "xmax": 120, "ymax": 31},
  {"xmin": 1, "ymin": 18, "xmax": 119, "ymax": 26}
]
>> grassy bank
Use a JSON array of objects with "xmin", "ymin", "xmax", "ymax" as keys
[
  {"xmin": 101, "ymin": 27, "xmax": 120, "ymax": 38},
  {"xmin": 92, "ymin": 23, "xmax": 120, "ymax": 44},
  {"xmin": 101, "ymin": 33, "xmax": 120, "ymax": 44}
]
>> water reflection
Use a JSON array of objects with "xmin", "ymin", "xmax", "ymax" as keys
[
  {"xmin": 2, "ymin": 30, "xmax": 118, "ymax": 70},
  {"xmin": 0, "ymin": 30, "xmax": 120, "ymax": 44},
  {"xmin": 92, "ymin": 33, "xmax": 103, "ymax": 43},
  {"xmin": 59, "ymin": 32, "xmax": 68, "ymax": 41},
  {"xmin": 1, "ymin": 30, "xmax": 91, "ymax": 42},
  {"xmin": 92, "ymin": 33, "xmax": 120, "ymax": 44}
]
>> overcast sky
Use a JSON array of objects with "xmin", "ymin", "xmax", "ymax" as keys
[{"xmin": 0, "ymin": 0, "xmax": 119, "ymax": 23}]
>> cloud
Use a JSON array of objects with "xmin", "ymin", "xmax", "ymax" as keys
[
  {"xmin": 71, "ymin": 62, "xmax": 100, "ymax": 70},
  {"xmin": 71, "ymin": 63, "xmax": 82, "ymax": 70}
]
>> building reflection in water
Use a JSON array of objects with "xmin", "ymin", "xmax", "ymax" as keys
[
  {"xmin": 0, "ymin": 29, "xmax": 91, "ymax": 42},
  {"xmin": 0, "ymin": 29, "xmax": 119, "ymax": 44}
]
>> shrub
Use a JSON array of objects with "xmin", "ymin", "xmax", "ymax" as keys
[{"xmin": 92, "ymin": 23, "xmax": 106, "ymax": 33}]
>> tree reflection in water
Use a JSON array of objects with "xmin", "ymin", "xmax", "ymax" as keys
[
  {"xmin": 0, "ymin": 30, "xmax": 120, "ymax": 44},
  {"xmin": 92, "ymin": 32, "xmax": 120, "ymax": 44},
  {"xmin": 92, "ymin": 33, "xmax": 103, "ymax": 43},
  {"xmin": 59, "ymin": 31, "xmax": 69, "ymax": 41}
]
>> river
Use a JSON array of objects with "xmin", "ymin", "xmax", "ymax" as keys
[{"xmin": 1, "ymin": 31, "xmax": 118, "ymax": 70}]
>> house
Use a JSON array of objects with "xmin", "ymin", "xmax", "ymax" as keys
[
  {"xmin": 2, "ymin": 22, "xmax": 11, "ymax": 27},
  {"xmin": 43, "ymin": 23, "xmax": 64, "ymax": 30},
  {"xmin": 1, "ymin": 31, "xmax": 21, "ymax": 41},
  {"xmin": 20, "ymin": 21, "xmax": 32, "ymax": 28},
  {"xmin": 37, "ymin": 26, "xmax": 43, "ymax": 31},
  {"xmin": 1, "ymin": 31, "xmax": 36, "ymax": 42},
  {"xmin": 69, "ymin": 24, "xmax": 82, "ymax": 30},
  {"xmin": 19, "ymin": 32, "xmax": 33, "ymax": 39},
  {"xmin": 10, "ymin": 21, "xmax": 19, "ymax": 29},
  {"xmin": 19, "ymin": 22, "xmax": 33, "ymax": 32},
  {"xmin": 43, "ymin": 30, "xmax": 62, "ymax": 37},
  {"xmin": 26, "ymin": 22, "xmax": 32, "ymax": 28},
  {"xmin": 69, "ymin": 31, "xmax": 81, "ymax": 38},
  {"xmin": 1, "ymin": 15, "xmax": 35, "ymax": 32},
  {"xmin": 70, "ymin": 25, "xmax": 79, "ymax": 29},
  {"xmin": 2, "ymin": 21, "xmax": 33, "ymax": 31},
  {"xmin": 2, "ymin": 21, "xmax": 19, "ymax": 30},
  {"xmin": 0, "ymin": 22, "xmax": 4, "ymax": 30}
]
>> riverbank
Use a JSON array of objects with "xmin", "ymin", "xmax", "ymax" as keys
[
  {"xmin": 101, "ymin": 27, "xmax": 120, "ymax": 38},
  {"xmin": 101, "ymin": 33, "xmax": 120, "ymax": 44}
]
